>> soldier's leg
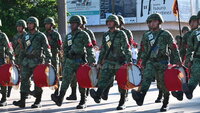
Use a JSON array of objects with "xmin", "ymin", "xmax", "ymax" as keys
[
  {"xmin": 51, "ymin": 60, "xmax": 79, "ymax": 106},
  {"xmin": 66, "ymin": 75, "xmax": 77, "ymax": 100},
  {"xmin": 13, "ymin": 66, "xmax": 32, "ymax": 108},
  {"xmin": 90, "ymin": 62, "xmax": 115, "ymax": 103},
  {"xmin": 183, "ymin": 63, "xmax": 200, "ymax": 99},
  {"xmin": 7, "ymin": 86, "xmax": 12, "ymax": 97},
  {"xmin": 52, "ymin": 59, "xmax": 59, "ymax": 96},
  {"xmin": 0, "ymin": 85, "xmax": 7, "ymax": 106},
  {"xmin": 76, "ymin": 86, "xmax": 87, "ymax": 109},
  {"xmin": 157, "ymin": 67, "xmax": 170, "ymax": 112},
  {"xmin": 101, "ymin": 81, "xmax": 113, "ymax": 100},
  {"xmin": 116, "ymin": 87, "xmax": 127, "ymax": 110},
  {"xmin": 155, "ymin": 73, "xmax": 163, "ymax": 103},
  {"xmin": 131, "ymin": 62, "xmax": 156, "ymax": 106},
  {"xmin": 31, "ymin": 84, "xmax": 43, "ymax": 108}
]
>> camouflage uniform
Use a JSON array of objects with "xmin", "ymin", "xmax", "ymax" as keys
[
  {"xmin": 131, "ymin": 13, "xmax": 181, "ymax": 112},
  {"xmin": 51, "ymin": 15, "xmax": 95, "ymax": 109},
  {"xmin": 13, "ymin": 17, "xmax": 52, "ymax": 108},
  {"xmin": 90, "ymin": 15, "xmax": 132, "ymax": 110},
  {"xmin": 0, "ymin": 19, "xmax": 15, "ymax": 106},
  {"xmin": 183, "ymin": 12, "xmax": 200, "ymax": 99},
  {"xmin": 12, "ymin": 20, "xmax": 27, "ymax": 65}
]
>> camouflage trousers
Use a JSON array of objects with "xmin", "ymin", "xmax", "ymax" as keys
[
  {"xmin": 20, "ymin": 58, "xmax": 42, "ymax": 94},
  {"xmin": 188, "ymin": 58, "xmax": 200, "ymax": 90},
  {"xmin": 60, "ymin": 58, "xmax": 86, "ymax": 95},
  {"xmin": 0, "ymin": 58, "xmax": 7, "ymax": 101},
  {"xmin": 98, "ymin": 60, "xmax": 126, "ymax": 94},
  {"xmin": 140, "ymin": 61, "xmax": 169, "ymax": 96}
]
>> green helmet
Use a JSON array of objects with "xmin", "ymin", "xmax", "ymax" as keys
[
  {"xmin": 117, "ymin": 15, "xmax": 125, "ymax": 24},
  {"xmin": 146, "ymin": 15, "xmax": 151, "ymax": 23},
  {"xmin": 106, "ymin": 15, "xmax": 120, "ymax": 26},
  {"xmin": 0, "ymin": 19, "xmax": 1, "ymax": 26},
  {"xmin": 16, "ymin": 19, "xmax": 27, "ymax": 28},
  {"xmin": 69, "ymin": 15, "xmax": 83, "ymax": 24},
  {"xmin": 80, "ymin": 15, "xmax": 87, "ymax": 24},
  {"xmin": 44, "ymin": 17, "xmax": 55, "ymax": 25},
  {"xmin": 148, "ymin": 13, "xmax": 164, "ymax": 23},
  {"xmin": 182, "ymin": 26, "xmax": 190, "ymax": 33},
  {"xmin": 27, "ymin": 16, "xmax": 39, "ymax": 27},
  {"xmin": 189, "ymin": 15, "xmax": 198, "ymax": 23},
  {"xmin": 197, "ymin": 11, "xmax": 200, "ymax": 19}
]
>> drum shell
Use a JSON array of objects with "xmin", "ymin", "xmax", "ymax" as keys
[
  {"xmin": 116, "ymin": 64, "xmax": 142, "ymax": 90},
  {"xmin": 0, "ymin": 64, "xmax": 20, "ymax": 86},
  {"xmin": 76, "ymin": 64, "xmax": 98, "ymax": 88},
  {"xmin": 33, "ymin": 64, "xmax": 57, "ymax": 87}
]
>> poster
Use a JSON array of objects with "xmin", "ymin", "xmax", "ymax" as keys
[
  {"xmin": 67, "ymin": 0, "xmax": 100, "ymax": 25},
  {"xmin": 100, "ymin": 0, "xmax": 137, "ymax": 24},
  {"xmin": 178, "ymin": 0, "xmax": 191, "ymax": 22}
]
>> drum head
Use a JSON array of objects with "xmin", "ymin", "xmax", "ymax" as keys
[
  {"xmin": 89, "ymin": 67, "xmax": 98, "ymax": 86},
  {"xmin": 11, "ymin": 66, "xmax": 19, "ymax": 85},
  {"xmin": 128, "ymin": 65, "xmax": 142, "ymax": 86},
  {"xmin": 48, "ymin": 65, "xmax": 56, "ymax": 86}
]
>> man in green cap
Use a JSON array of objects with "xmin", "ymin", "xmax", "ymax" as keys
[
  {"xmin": 131, "ymin": 13, "xmax": 182, "ymax": 112},
  {"xmin": 51, "ymin": 15, "xmax": 95, "ymax": 109},
  {"xmin": 0, "ymin": 19, "xmax": 15, "ymax": 107},
  {"xmin": 44, "ymin": 17, "xmax": 62, "ymax": 96},
  {"xmin": 183, "ymin": 11, "xmax": 200, "ymax": 100},
  {"xmin": 13, "ymin": 16, "xmax": 52, "ymax": 108},
  {"xmin": 66, "ymin": 15, "xmax": 96, "ymax": 100},
  {"xmin": 90, "ymin": 14, "xmax": 132, "ymax": 110}
]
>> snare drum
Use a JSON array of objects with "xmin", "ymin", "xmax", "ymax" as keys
[
  {"xmin": 33, "ymin": 64, "xmax": 57, "ymax": 87},
  {"xmin": 164, "ymin": 65, "xmax": 187, "ymax": 91},
  {"xmin": 0, "ymin": 64, "xmax": 20, "ymax": 86},
  {"xmin": 76, "ymin": 64, "xmax": 98, "ymax": 88},
  {"xmin": 116, "ymin": 64, "xmax": 142, "ymax": 89}
]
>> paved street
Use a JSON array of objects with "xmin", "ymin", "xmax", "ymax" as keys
[{"xmin": 1, "ymin": 82, "xmax": 200, "ymax": 113}]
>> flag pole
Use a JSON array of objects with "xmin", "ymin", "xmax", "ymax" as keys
[{"xmin": 177, "ymin": 1, "xmax": 182, "ymax": 36}]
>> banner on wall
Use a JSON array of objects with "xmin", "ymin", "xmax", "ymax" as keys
[{"xmin": 67, "ymin": 0, "xmax": 100, "ymax": 25}]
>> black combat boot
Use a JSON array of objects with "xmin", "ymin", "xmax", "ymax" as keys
[
  {"xmin": 101, "ymin": 87, "xmax": 110, "ymax": 100},
  {"xmin": 90, "ymin": 88, "xmax": 103, "ymax": 103},
  {"xmin": 171, "ymin": 91, "xmax": 183, "ymax": 101},
  {"xmin": 86, "ymin": 88, "xmax": 90, "ymax": 96},
  {"xmin": 116, "ymin": 93, "xmax": 126, "ymax": 110},
  {"xmin": 66, "ymin": 87, "xmax": 77, "ymax": 100},
  {"xmin": 160, "ymin": 94, "xmax": 169, "ymax": 112},
  {"xmin": 31, "ymin": 92, "xmax": 42, "ymax": 108},
  {"xmin": 51, "ymin": 91, "xmax": 65, "ymax": 106},
  {"xmin": 131, "ymin": 89, "xmax": 146, "ymax": 106},
  {"xmin": 13, "ymin": 92, "xmax": 26, "ymax": 108},
  {"xmin": 0, "ymin": 93, "xmax": 7, "ymax": 107},
  {"xmin": 7, "ymin": 86, "xmax": 12, "ymax": 97},
  {"xmin": 155, "ymin": 90, "xmax": 163, "ymax": 103},
  {"xmin": 76, "ymin": 93, "xmax": 87, "ymax": 109},
  {"xmin": 182, "ymin": 83, "xmax": 193, "ymax": 99}
]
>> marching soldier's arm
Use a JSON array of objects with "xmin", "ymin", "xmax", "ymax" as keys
[
  {"xmin": 41, "ymin": 33, "xmax": 52, "ymax": 63},
  {"xmin": 97, "ymin": 33, "xmax": 107, "ymax": 64},
  {"xmin": 55, "ymin": 32, "xmax": 63, "ymax": 50},
  {"xmin": 2, "ymin": 33, "xmax": 15, "ymax": 61},
  {"xmin": 185, "ymin": 33, "xmax": 195, "ymax": 67},
  {"xmin": 120, "ymin": 31, "xmax": 132, "ymax": 63},
  {"xmin": 87, "ymin": 29, "xmax": 97, "ymax": 46},
  {"xmin": 137, "ymin": 34, "xmax": 145, "ymax": 62},
  {"xmin": 127, "ymin": 29, "xmax": 135, "ymax": 46},
  {"xmin": 83, "ymin": 32, "xmax": 96, "ymax": 64},
  {"xmin": 168, "ymin": 33, "xmax": 182, "ymax": 64},
  {"xmin": 140, "ymin": 34, "xmax": 149, "ymax": 66}
]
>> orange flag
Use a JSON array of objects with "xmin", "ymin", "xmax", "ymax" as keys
[{"xmin": 172, "ymin": 0, "xmax": 179, "ymax": 16}]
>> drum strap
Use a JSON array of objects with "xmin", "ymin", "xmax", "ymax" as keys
[
  {"xmin": 146, "ymin": 30, "xmax": 164, "ymax": 62},
  {"xmin": 101, "ymin": 30, "xmax": 119, "ymax": 64}
]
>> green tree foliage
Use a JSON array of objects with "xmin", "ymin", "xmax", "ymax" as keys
[{"xmin": 0, "ymin": 0, "xmax": 58, "ymax": 39}]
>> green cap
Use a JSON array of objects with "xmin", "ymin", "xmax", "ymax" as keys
[
  {"xmin": 16, "ymin": 19, "xmax": 27, "ymax": 28},
  {"xmin": 148, "ymin": 13, "xmax": 164, "ymax": 23},
  {"xmin": 44, "ymin": 17, "xmax": 55, "ymax": 25},
  {"xmin": 117, "ymin": 15, "xmax": 125, "ymax": 24},
  {"xmin": 189, "ymin": 15, "xmax": 198, "ymax": 23},
  {"xmin": 106, "ymin": 15, "xmax": 120, "ymax": 26},
  {"xmin": 68, "ymin": 15, "xmax": 83, "ymax": 24},
  {"xmin": 80, "ymin": 15, "xmax": 87, "ymax": 24},
  {"xmin": 27, "ymin": 16, "xmax": 39, "ymax": 27}
]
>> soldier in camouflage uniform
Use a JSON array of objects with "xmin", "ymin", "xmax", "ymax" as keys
[
  {"xmin": 44, "ymin": 17, "xmax": 62, "ymax": 96},
  {"xmin": 13, "ymin": 16, "xmax": 52, "ymax": 108},
  {"xmin": 90, "ymin": 15, "xmax": 132, "ymax": 110},
  {"xmin": 66, "ymin": 15, "xmax": 97, "ymax": 100},
  {"xmin": 51, "ymin": 15, "xmax": 95, "ymax": 109},
  {"xmin": 131, "ymin": 13, "xmax": 182, "ymax": 112},
  {"xmin": 183, "ymin": 11, "xmax": 200, "ymax": 100},
  {"xmin": 0, "ymin": 19, "xmax": 15, "ymax": 107}
]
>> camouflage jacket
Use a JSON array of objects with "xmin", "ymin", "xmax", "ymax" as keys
[
  {"xmin": 121, "ymin": 27, "xmax": 134, "ymax": 46},
  {"xmin": 98, "ymin": 29, "xmax": 132, "ymax": 64},
  {"xmin": 64, "ymin": 29, "xmax": 95, "ymax": 64},
  {"xmin": 21, "ymin": 30, "xmax": 52, "ymax": 63},
  {"xmin": 140, "ymin": 29, "xmax": 181, "ymax": 65},
  {"xmin": 0, "ymin": 30, "xmax": 14, "ymax": 61},
  {"xmin": 83, "ymin": 27, "xmax": 97, "ymax": 46}
]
